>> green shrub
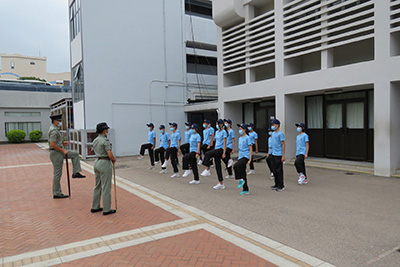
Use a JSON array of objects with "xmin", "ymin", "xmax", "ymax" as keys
[
  {"xmin": 29, "ymin": 130, "xmax": 43, "ymax": 142},
  {"xmin": 6, "ymin": 130, "xmax": 26, "ymax": 143}
]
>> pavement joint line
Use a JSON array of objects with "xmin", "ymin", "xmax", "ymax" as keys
[
  {"xmin": 0, "ymin": 162, "xmax": 52, "ymax": 169},
  {"xmin": 365, "ymin": 243, "xmax": 400, "ymax": 265}
]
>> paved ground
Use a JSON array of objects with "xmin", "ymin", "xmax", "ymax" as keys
[{"xmin": 1, "ymin": 143, "xmax": 333, "ymax": 267}]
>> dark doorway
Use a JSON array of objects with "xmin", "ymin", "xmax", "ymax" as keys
[{"xmin": 188, "ymin": 111, "xmax": 218, "ymax": 139}]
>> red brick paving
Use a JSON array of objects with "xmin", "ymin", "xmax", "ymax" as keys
[
  {"xmin": 58, "ymin": 229, "xmax": 276, "ymax": 267},
  {"xmin": 0, "ymin": 144, "xmax": 179, "ymax": 258}
]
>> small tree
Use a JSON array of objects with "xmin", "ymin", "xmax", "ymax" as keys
[
  {"xmin": 29, "ymin": 130, "xmax": 43, "ymax": 142},
  {"xmin": 6, "ymin": 130, "xmax": 26, "ymax": 143}
]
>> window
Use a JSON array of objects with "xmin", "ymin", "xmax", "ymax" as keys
[
  {"xmin": 10, "ymin": 60, "xmax": 15, "ymax": 70},
  {"xmin": 186, "ymin": 54, "xmax": 217, "ymax": 75},
  {"xmin": 185, "ymin": 0, "xmax": 212, "ymax": 19},
  {"xmin": 72, "ymin": 62, "xmax": 84, "ymax": 103},
  {"xmin": 5, "ymin": 112, "xmax": 41, "ymax": 117},
  {"xmin": 306, "ymin": 96, "xmax": 323, "ymax": 129},
  {"xmin": 69, "ymin": 0, "xmax": 81, "ymax": 41},
  {"xmin": 5, "ymin": 122, "xmax": 41, "ymax": 135}
]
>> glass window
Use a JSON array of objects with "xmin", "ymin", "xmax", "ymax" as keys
[
  {"xmin": 5, "ymin": 112, "xmax": 41, "ymax": 117},
  {"xmin": 186, "ymin": 54, "xmax": 217, "ymax": 75},
  {"xmin": 5, "ymin": 122, "xmax": 41, "ymax": 135},
  {"xmin": 346, "ymin": 102, "xmax": 364, "ymax": 129},
  {"xmin": 326, "ymin": 103, "xmax": 342, "ymax": 129},
  {"xmin": 69, "ymin": 0, "xmax": 81, "ymax": 41},
  {"xmin": 243, "ymin": 103, "xmax": 254, "ymax": 124},
  {"xmin": 306, "ymin": 96, "xmax": 323, "ymax": 129},
  {"xmin": 72, "ymin": 62, "xmax": 84, "ymax": 103},
  {"xmin": 185, "ymin": 0, "xmax": 212, "ymax": 19}
]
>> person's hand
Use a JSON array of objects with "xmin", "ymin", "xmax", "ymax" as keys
[
  {"xmin": 305, "ymin": 155, "xmax": 308, "ymax": 159},
  {"xmin": 255, "ymin": 150, "xmax": 258, "ymax": 154},
  {"xmin": 207, "ymin": 145, "xmax": 211, "ymax": 149},
  {"xmin": 247, "ymin": 160, "xmax": 251, "ymax": 165},
  {"xmin": 177, "ymin": 151, "xmax": 180, "ymax": 157},
  {"xmin": 281, "ymin": 156, "xmax": 285, "ymax": 162},
  {"xmin": 151, "ymin": 145, "xmax": 154, "ymax": 150},
  {"xmin": 63, "ymin": 150, "xmax": 68, "ymax": 156},
  {"xmin": 267, "ymin": 153, "xmax": 269, "ymax": 157},
  {"xmin": 231, "ymin": 150, "xmax": 235, "ymax": 154},
  {"xmin": 63, "ymin": 141, "xmax": 70, "ymax": 145},
  {"xmin": 195, "ymin": 154, "xmax": 199, "ymax": 159},
  {"xmin": 111, "ymin": 158, "xmax": 116, "ymax": 164},
  {"xmin": 222, "ymin": 154, "xmax": 226, "ymax": 159}
]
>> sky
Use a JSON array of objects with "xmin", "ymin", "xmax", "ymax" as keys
[{"xmin": 0, "ymin": 0, "xmax": 70, "ymax": 73}]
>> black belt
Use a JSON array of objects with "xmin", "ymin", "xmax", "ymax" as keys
[
  {"xmin": 50, "ymin": 148, "xmax": 55, "ymax": 150},
  {"xmin": 97, "ymin": 157, "xmax": 110, "ymax": 160}
]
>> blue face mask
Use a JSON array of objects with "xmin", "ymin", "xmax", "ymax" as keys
[
  {"xmin": 203, "ymin": 124, "xmax": 206, "ymax": 128},
  {"xmin": 239, "ymin": 129, "xmax": 244, "ymax": 136},
  {"xmin": 269, "ymin": 132, "xmax": 272, "ymax": 136},
  {"xmin": 58, "ymin": 121, "xmax": 62, "ymax": 127},
  {"xmin": 216, "ymin": 125, "xmax": 220, "ymax": 130},
  {"xmin": 191, "ymin": 129, "xmax": 195, "ymax": 134},
  {"xmin": 297, "ymin": 127, "xmax": 302, "ymax": 133},
  {"xmin": 225, "ymin": 124, "xmax": 229, "ymax": 128},
  {"xmin": 148, "ymin": 127, "xmax": 152, "ymax": 131},
  {"xmin": 271, "ymin": 126, "xmax": 276, "ymax": 131},
  {"xmin": 185, "ymin": 126, "xmax": 190, "ymax": 130},
  {"xmin": 160, "ymin": 130, "xmax": 164, "ymax": 133},
  {"xmin": 170, "ymin": 128, "xmax": 174, "ymax": 132},
  {"xmin": 247, "ymin": 127, "xmax": 252, "ymax": 131}
]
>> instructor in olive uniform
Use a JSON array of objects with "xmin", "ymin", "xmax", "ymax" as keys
[
  {"xmin": 48, "ymin": 114, "xmax": 86, "ymax": 199},
  {"xmin": 91, "ymin": 122, "xmax": 117, "ymax": 215}
]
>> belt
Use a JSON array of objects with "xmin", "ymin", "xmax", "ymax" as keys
[
  {"xmin": 50, "ymin": 148, "xmax": 55, "ymax": 150},
  {"xmin": 97, "ymin": 157, "xmax": 110, "ymax": 160}
]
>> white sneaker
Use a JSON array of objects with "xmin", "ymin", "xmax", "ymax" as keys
[
  {"xmin": 210, "ymin": 164, "xmax": 214, "ymax": 168},
  {"xmin": 154, "ymin": 161, "xmax": 160, "ymax": 164},
  {"xmin": 298, "ymin": 173, "xmax": 303, "ymax": 184},
  {"xmin": 225, "ymin": 174, "xmax": 234, "ymax": 179},
  {"xmin": 270, "ymin": 172, "xmax": 274, "ymax": 180},
  {"xmin": 161, "ymin": 160, "xmax": 168, "ymax": 168},
  {"xmin": 148, "ymin": 166, "xmax": 155, "ymax": 170},
  {"xmin": 197, "ymin": 159, "xmax": 203, "ymax": 165},
  {"xmin": 227, "ymin": 159, "xmax": 234, "ymax": 168},
  {"xmin": 183, "ymin": 170, "xmax": 192, "ymax": 177},
  {"xmin": 201, "ymin": 169, "xmax": 211, "ymax": 176},
  {"xmin": 189, "ymin": 180, "xmax": 200, "ymax": 184},
  {"xmin": 213, "ymin": 183, "xmax": 225, "ymax": 190},
  {"xmin": 159, "ymin": 169, "xmax": 167, "ymax": 174},
  {"xmin": 170, "ymin": 172, "xmax": 180, "ymax": 178},
  {"xmin": 247, "ymin": 170, "xmax": 255, "ymax": 175},
  {"xmin": 138, "ymin": 155, "xmax": 144, "ymax": 160}
]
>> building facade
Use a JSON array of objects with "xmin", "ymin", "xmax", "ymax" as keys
[
  {"xmin": 207, "ymin": 0, "xmax": 400, "ymax": 177},
  {"xmin": 0, "ymin": 54, "xmax": 71, "ymax": 85},
  {"xmin": 69, "ymin": 0, "xmax": 218, "ymax": 156}
]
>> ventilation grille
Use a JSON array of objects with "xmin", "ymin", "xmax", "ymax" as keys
[{"xmin": 391, "ymin": 0, "xmax": 400, "ymax": 33}]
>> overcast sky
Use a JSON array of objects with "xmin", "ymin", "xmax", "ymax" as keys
[{"xmin": 0, "ymin": 0, "xmax": 70, "ymax": 73}]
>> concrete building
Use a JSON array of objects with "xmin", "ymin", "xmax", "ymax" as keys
[
  {"xmin": 203, "ymin": 0, "xmax": 399, "ymax": 176},
  {"xmin": 69, "ymin": 0, "xmax": 218, "ymax": 156},
  {"xmin": 0, "ymin": 80, "xmax": 71, "ymax": 142},
  {"xmin": 0, "ymin": 53, "xmax": 70, "ymax": 85}
]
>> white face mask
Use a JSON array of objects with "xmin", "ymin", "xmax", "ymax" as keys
[{"xmin": 58, "ymin": 121, "xmax": 62, "ymax": 127}]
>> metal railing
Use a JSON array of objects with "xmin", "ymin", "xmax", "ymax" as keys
[{"xmin": 67, "ymin": 129, "xmax": 115, "ymax": 159}]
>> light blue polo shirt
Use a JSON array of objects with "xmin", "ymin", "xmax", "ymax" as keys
[
  {"xmin": 271, "ymin": 131, "xmax": 285, "ymax": 156},
  {"xmin": 226, "ymin": 129, "xmax": 235, "ymax": 149},
  {"xmin": 202, "ymin": 127, "xmax": 214, "ymax": 145},
  {"xmin": 184, "ymin": 129, "xmax": 192, "ymax": 144},
  {"xmin": 238, "ymin": 135, "xmax": 251, "ymax": 160},
  {"xmin": 268, "ymin": 136, "xmax": 273, "ymax": 150},
  {"xmin": 170, "ymin": 131, "xmax": 181, "ymax": 148},
  {"xmin": 160, "ymin": 132, "xmax": 170, "ymax": 149},
  {"xmin": 148, "ymin": 130, "xmax": 156, "ymax": 145},
  {"xmin": 190, "ymin": 133, "xmax": 201, "ymax": 152},
  {"xmin": 214, "ymin": 130, "xmax": 228, "ymax": 150},
  {"xmin": 248, "ymin": 131, "xmax": 258, "ymax": 145},
  {"xmin": 296, "ymin": 133, "xmax": 309, "ymax": 156}
]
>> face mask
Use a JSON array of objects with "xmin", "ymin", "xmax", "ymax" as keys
[
  {"xmin": 239, "ymin": 129, "xmax": 244, "ymax": 136},
  {"xmin": 247, "ymin": 127, "xmax": 252, "ymax": 131},
  {"xmin": 271, "ymin": 126, "xmax": 276, "ymax": 131},
  {"xmin": 203, "ymin": 124, "xmax": 206, "ymax": 128},
  {"xmin": 216, "ymin": 125, "xmax": 220, "ymax": 130},
  {"xmin": 148, "ymin": 127, "xmax": 151, "ymax": 131},
  {"xmin": 269, "ymin": 132, "xmax": 272, "ymax": 136},
  {"xmin": 297, "ymin": 127, "xmax": 302, "ymax": 133},
  {"xmin": 185, "ymin": 126, "xmax": 190, "ymax": 130},
  {"xmin": 160, "ymin": 130, "xmax": 164, "ymax": 133},
  {"xmin": 58, "ymin": 122, "xmax": 62, "ymax": 127},
  {"xmin": 225, "ymin": 124, "xmax": 229, "ymax": 128},
  {"xmin": 191, "ymin": 129, "xmax": 195, "ymax": 134},
  {"xmin": 170, "ymin": 128, "xmax": 174, "ymax": 132}
]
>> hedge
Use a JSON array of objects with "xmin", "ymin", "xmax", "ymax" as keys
[
  {"xmin": 29, "ymin": 130, "xmax": 43, "ymax": 142},
  {"xmin": 6, "ymin": 130, "xmax": 26, "ymax": 143}
]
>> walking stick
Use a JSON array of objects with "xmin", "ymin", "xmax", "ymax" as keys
[
  {"xmin": 113, "ymin": 162, "xmax": 118, "ymax": 210},
  {"xmin": 65, "ymin": 154, "xmax": 71, "ymax": 199}
]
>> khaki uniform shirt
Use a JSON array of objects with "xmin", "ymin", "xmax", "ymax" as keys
[
  {"xmin": 48, "ymin": 124, "xmax": 63, "ymax": 148},
  {"xmin": 93, "ymin": 135, "xmax": 112, "ymax": 157}
]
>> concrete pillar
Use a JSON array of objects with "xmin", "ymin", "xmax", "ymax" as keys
[
  {"xmin": 390, "ymin": 82, "xmax": 400, "ymax": 173},
  {"xmin": 284, "ymin": 94, "xmax": 305, "ymax": 160}
]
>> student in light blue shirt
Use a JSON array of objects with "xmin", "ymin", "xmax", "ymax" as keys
[
  {"xmin": 162, "ymin": 122, "xmax": 181, "ymax": 177},
  {"xmin": 201, "ymin": 119, "xmax": 228, "ymax": 190},
  {"xmin": 154, "ymin": 125, "xmax": 170, "ymax": 173},
  {"xmin": 139, "ymin": 123, "xmax": 156, "ymax": 169},
  {"xmin": 270, "ymin": 119, "xmax": 285, "ymax": 192},
  {"xmin": 233, "ymin": 123, "xmax": 252, "ymax": 195},
  {"xmin": 247, "ymin": 123, "xmax": 258, "ymax": 174},
  {"xmin": 180, "ymin": 122, "xmax": 192, "ymax": 156},
  {"xmin": 182, "ymin": 124, "xmax": 201, "ymax": 184},
  {"xmin": 294, "ymin": 123, "xmax": 309, "ymax": 185},
  {"xmin": 222, "ymin": 119, "xmax": 235, "ymax": 178},
  {"xmin": 199, "ymin": 119, "xmax": 214, "ymax": 165}
]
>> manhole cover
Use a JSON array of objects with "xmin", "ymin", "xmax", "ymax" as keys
[{"xmin": 115, "ymin": 165, "xmax": 130, "ymax": 169}]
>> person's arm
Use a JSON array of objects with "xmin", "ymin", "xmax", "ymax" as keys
[
  {"xmin": 152, "ymin": 137, "xmax": 156, "ymax": 150},
  {"xmin": 248, "ymin": 144, "xmax": 253, "ymax": 165},
  {"xmin": 50, "ymin": 141, "xmax": 68, "ymax": 155},
  {"xmin": 305, "ymin": 141, "xmax": 309, "ymax": 158},
  {"xmin": 196, "ymin": 142, "xmax": 201, "ymax": 158},
  {"xmin": 177, "ymin": 139, "xmax": 181, "ymax": 156},
  {"xmin": 255, "ymin": 138, "xmax": 258, "ymax": 153},
  {"xmin": 107, "ymin": 150, "xmax": 117, "ymax": 163},
  {"xmin": 208, "ymin": 133, "xmax": 214, "ymax": 149},
  {"xmin": 168, "ymin": 139, "xmax": 171, "ymax": 148},
  {"xmin": 281, "ymin": 141, "xmax": 285, "ymax": 162},
  {"xmin": 222, "ymin": 138, "xmax": 227, "ymax": 158},
  {"xmin": 232, "ymin": 138, "xmax": 235, "ymax": 154}
]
